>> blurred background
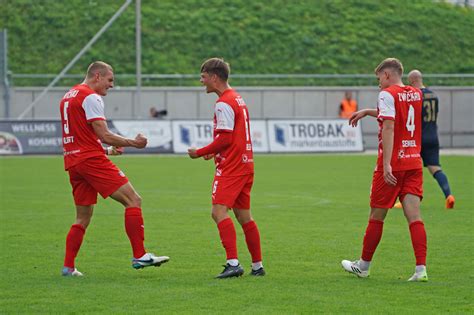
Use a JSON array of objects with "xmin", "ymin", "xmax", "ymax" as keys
[{"xmin": 0, "ymin": 0, "xmax": 473, "ymax": 149}]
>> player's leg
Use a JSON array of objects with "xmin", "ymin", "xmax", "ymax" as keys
[
  {"xmin": 233, "ymin": 175, "xmax": 264, "ymax": 276},
  {"xmin": 110, "ymin": 182, "xmax": 169, "ymax": 269},
  {"xmin": 423, "ymin": 144, "xmax": 454, "ymax": 208},
  {"xmin": 213, "ymin": 203, "xmax": 243, "ymax": 278},
  {"xmin": 401, "ymin": 194, "xmax": 428, "ymax": 281},
  {"xmin": 62, "ymin": 204, "xmax": 93, "ymax": 277},
  {"xmin": 110, "ymin": 181, "xmax": 144, "ymax": 258},
  {"xmin": 400, "ymin": 168, "xmax": 428, "ymax": 281},
  {"xmin": 63, "ymin": 166, "xmax": 98, "ymax": 276},
  {"xmin": 211, "ymin": 177, "xmax": 244, "ymax": 278},
  {"xmin": 234, "ymin": 208, "xmax": 264, "ymax": 276},
  {"xmin": 78, "ymin": 156, "xmax": 168, "ymax": 269},
  {"xmin": 342, "ymin": 207, "xmax": 388, "ymax": 277},
  {"xmin": 427, "ymin": 165, "xmax": 455, "ymax": 209},
  {"xmin": 342, "ymin": 170, "xmax": 398, "ymax": 278}
]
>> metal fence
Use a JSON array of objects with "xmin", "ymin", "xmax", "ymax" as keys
[{"xmin": 8, "ymin": 73, "xmax": 474, "ymax": 87}]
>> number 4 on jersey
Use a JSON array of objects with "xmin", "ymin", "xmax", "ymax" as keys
[{"xmin": 406, "ymin": 104, "xmax": 415, "ymax": 137}]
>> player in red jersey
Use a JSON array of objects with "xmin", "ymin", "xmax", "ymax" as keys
[
  {"xmin": 341, "ymin": 58, "xmax": 428, "ymax": 281},
  {"xmin": 188, "ymin": 58, "xmax": 264, "ymax": 278},
  {"xmin": 60, "ymin": 61, "xmax": 169, "ymax": 276}
]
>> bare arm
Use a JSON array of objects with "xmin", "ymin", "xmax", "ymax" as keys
[
  {"xmin": 91, "ymin": 120, "xmax": 147, "ymax": 148},
  {"xmin": 381, "ymin": 119, "xmax": 397, "ymax": 186},
  {"xmin": 348, "ymin": 109, "xmax": 377, "ymax": 127}
]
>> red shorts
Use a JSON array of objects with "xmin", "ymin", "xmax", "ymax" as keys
[
  {"xmin": 370, "ymin": 168, "xmax": 423, "ymax": 209},
  {"xmin": 212, "ymin": 174, "xmax": 254, "ymax": 209},
  {"xmin": 68, "ymin": 155, "xmax": 129, "ymax": 206}
]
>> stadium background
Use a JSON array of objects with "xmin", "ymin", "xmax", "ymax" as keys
[
  {"xmin": 0, "ymin": 0, "xmax": 473, "ymax": 314},
  {"xmin": 1, "ymin": 0, "xmax": 473, "ymax": 152}
]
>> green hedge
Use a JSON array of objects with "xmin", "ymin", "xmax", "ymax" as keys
[{"xmin": 1, "ymin": 0, "xmax": 473, "ymax": 86}]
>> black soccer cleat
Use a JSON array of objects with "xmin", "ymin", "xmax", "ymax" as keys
[
  {"xmin": 250, "ymin": 267, "xmax": 266, "ymax": 276},
  {"xmin": 216, "ymin": 263, "xmax": 244, "ymax": 279}
]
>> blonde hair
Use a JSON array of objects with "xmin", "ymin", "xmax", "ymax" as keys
[
  {"xmin": 86, "ymin": 61, "xmax": 113, "ymax": 78},
  {"xmin": 374, "ymin": 58, "xmax": 403, "ymax": 77}
]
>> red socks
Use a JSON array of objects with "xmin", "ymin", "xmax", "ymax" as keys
[
  {"xmin": 64, "ymin": 224, "xmax": 86, "ymax": 268},
  {"xmin": 125, "ymin": 207, "xmax": 146, "ymax": 259},
  {"xmin": 361, "ymin": 219, "xmax": 384, "ymax": 262},
  {"xmin": 217, "ymin": 218, "xmax": 238, "ymax": 260},
  {"xmin": 242, "ymin": 221, "xmax": 262, "ymax": 263},
  {"xmin": 409, "ymin": 220, "xmax": 427, "ymax": 266}
]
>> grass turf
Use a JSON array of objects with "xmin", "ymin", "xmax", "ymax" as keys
[{"xmin": 0, "ymin": 154, "xmax": 472, "ymax": 313}]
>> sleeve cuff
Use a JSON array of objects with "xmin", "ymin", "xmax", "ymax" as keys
[
  {"xmin": 87, "ymin": 117, "xmax": 106, "ymax": 122},
  {"xmin": 377, "ymin": 115, "xmax": 395, "ymax": 121}
]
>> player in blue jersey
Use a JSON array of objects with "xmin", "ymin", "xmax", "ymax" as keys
[{"xmin": 394, "ymin": 70, "xmax": 454, "ymax": 209}]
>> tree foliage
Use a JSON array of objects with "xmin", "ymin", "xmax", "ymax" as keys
[{"xmin": 1, "ymin": 0, "xmax": 473, "ymax": 85}]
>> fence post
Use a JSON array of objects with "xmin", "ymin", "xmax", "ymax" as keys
[{"xmin": 1, "ymin": 29, "xmax": 10, "ymax": 118}]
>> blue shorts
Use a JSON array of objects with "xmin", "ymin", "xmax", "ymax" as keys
[{"xmin": 421, "ymin": 142, "xmax": 440, "ymax": 167}]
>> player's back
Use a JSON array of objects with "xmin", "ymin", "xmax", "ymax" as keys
[
  {"xmin": 421, "ymin": 87, "xmax": 439, "ymax": 145},
  {"xmin": 60, "ymin": 84, "xmax": 105, "ymax": 170},
  {"xmin": 376, "ymin": 85, "xmax": 423, "ymax": 171},
  {"xmin": 213, "ymin": 89, "xmax": 254, "ymax": 176}
]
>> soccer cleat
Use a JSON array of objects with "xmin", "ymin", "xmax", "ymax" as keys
[
  {"xmin": 408, "ymin": 270, "xmax": 428, "ymax": 282},
  {"xmin": 341, "ymin": 260, "xmax": 370, "ymax": 278},
  {"xmin": 250, "ymin": 267, "xmax": 266, "ymax": 276},
  {"xmin": 62, "ymin": 267, "xmax": 83, "ymax": 277},
  {"xmin": 445, "ymin": 195, "xmax": 455, "ymax": 209},
  {"xmin": 393, "ymin": 202, "xmax": 403, "ymax": 209},
  {"xmin": 132, "ymin": 253, "xmax": 170, "ymax": 269},
  {"xmin": 216, "ymin": 263, "xmax": 244, "ymax": 279}
]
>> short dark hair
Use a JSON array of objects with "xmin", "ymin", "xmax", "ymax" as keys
[
  {"xmin": 86, "ymin": 61, "xmax": 113, "ymax": 78},
  {"xmin": 374, "ymin": 58, "xmax": 403, "ymax": 77},
  {"xmin": 200, "ymin": 58, "xmax": 230, "ymax": 81}
]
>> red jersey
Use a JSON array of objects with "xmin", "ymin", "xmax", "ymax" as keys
[
  {"xmin": 212, "ymin": 89, "xmax": 254, "ymax": 176},
  {"xmin": 60, "ymin": 84, "xmax": 107, "ymax": 170},
  {"xmin": 376, "ymin": 85, "xmax": 423, "ymax": 171}
]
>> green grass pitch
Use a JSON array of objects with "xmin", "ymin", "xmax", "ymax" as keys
[{"xmin": 0, "ymin": 154, "xmax": 472, "ymax": 313}]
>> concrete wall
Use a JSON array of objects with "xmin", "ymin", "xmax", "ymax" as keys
[{"xmin": 3, "ymin": 86, "xmax": 473, "ymax": 148}]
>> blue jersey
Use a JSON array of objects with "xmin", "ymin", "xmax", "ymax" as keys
[{"xmin": 421, "ymin": 87, "xmax": 439, "ymax": 146}]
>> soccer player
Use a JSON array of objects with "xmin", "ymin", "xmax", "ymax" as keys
[
  {"xmin": 341, "ymin": 58, "xmax": 428, "ymax": 282},
  {"xmin": 398, "ymin": 70, "xmax": 454, "ymax": 209},
  {"xmin": 60, "ymin": 61, "xmax": 169, "ymax": 276},
  {"xmin": 187, "ymin": 58, "xmax": 265, "ymax": 279}
]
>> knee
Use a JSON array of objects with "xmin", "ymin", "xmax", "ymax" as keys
[
  {"xmin": 211, "ymin": 207, "xmax": 228, "ymax": 223},
  {"xmin": 369, "ymin": 215, "xmax": 385, "ymax": 222},
  {"xmin": 211, "ymin": 212, "xmax": 218, "ymax": 222},
  {"xmin": 236, "ymin": 214, "xmax": 252, "ymax": 226},
  {"xmin": 404, "ymin": 212, "xmax": 422, "ymax": 223},
  {"xmin": 129, "ymin": 193, "xmax": 142, "ymax": 208},
  {"xmin": 369, "ymin": 212, "xmax": 386, "ymax": 221},
  {"xmin": 75, "ymin": 217, "xmax": 91, "ymax": 229}
]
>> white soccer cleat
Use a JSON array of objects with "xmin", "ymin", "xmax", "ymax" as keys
[
  {"xmin": 132, "ymin": 253, "xmax": 170, "ymax": 269},
  {"xmin": 341, "ymin": 259, "xmax": 370, "ymax": 278},
  {"xmin": 62, "ymin": 267, "xmax": 83, "ymax": 277},
  {"xmin": 408, "ymin": 269, "xmax": 428, "ymax": 282}
]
